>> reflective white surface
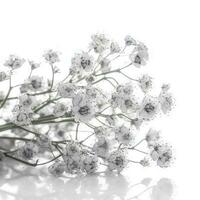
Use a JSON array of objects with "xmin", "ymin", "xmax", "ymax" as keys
[{"xmin": 0, "ymin": 160, "xmax": 175, "ymax": 200}]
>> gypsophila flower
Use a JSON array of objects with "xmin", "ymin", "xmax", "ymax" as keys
[
  {"xmin": 114, "ymin": 125, "xmax": 135, "ymax": 145},
  {"xmin": 124, "ymin": 35, "xmax": 136, "ymax": 46},
  {"xmin": 110, "ymin": 41, "xmax": 121, "ymax": 53},
  {"xmin": 0, "ymin": 34, "xmax": 174, "ymax": 177},
  {"xmin": 140, "ymin": 157, "xmax": 151, "ymax": 167},
  {"xmin": 150, "ymin": 143, "xmax": 173, "ymax": 168},
  {"xmin": 90, "ymin": 33, "xmax": 110, "ymax": 53},
  {"xmin": 29, "ymin": 60, "xmax": 40, "ymax": 70},
  {"xmin": 145, "ymin": 129, "xmax": 160, "ymax": 147},
  {"xmin": 139, "ymin": 74, "xmax": 153, "ymax": 93},
  {"xmin": 48, "ymin": 161, "xmax": 65, "ymax": 176},
  {"xmin": 82, "ymin": 155, "xmax": 98, "ymax": 174},
  {"xmin": 71, "ymin": 52, "xmax": 94, "ymax": 73},
  {"xmin": 28, "ymin": 76, "xmax": 44, "ymax": 91},
  {"xmin": 53, "ymin": 102, "xmax": 67, "ymax": 117},
  {"xmin": 4, "ymin": 55, "xmax": 25, "ymax": 70},
  {"xmin": 93, "ymin": 136, "xmax": 111, "ymax": 157},
  {"xmin": 107, "ymin": 150, "xmax": 127, "ymax": 173},
  {"xmin": 129, "ymin": 43, "xmax": 149, "ymax": 67},
  {"xmin": 131, "ymin": 118, "xmax": 143, "ymax": 129},
  {"xmin": 139, "ymin": 96, "xmax": 160, "ymax": 120},
  {"xmin": 17, "ymin": 142, "xmax": 39, "ymax": 160},
  {"xmin": 100, "ymin": 58, "xmax": 111, "ymax": 73},
  {"xmin": 72, "ymin": 93, "xmax": 95, "ymax": 122},
  {"xmin": 0, "ymin": 71, "xmax": 9, "ymax": 82},
  {"xmin": 19, "ymin": 94, "xmax": 36, "ymax": 109},
  {"xmin": 43, "ymin": 49, "xmax": 60, "ymax": 64},
  {"xmin": 159, "ymin": 91, "xmax": 174, "ymax": 114},
  {"xmin": 58, "ymin": 83, "xmax": 76, "ymax": 98},
  {"xmin": 12, "ymin": 105, "xmax": 32, "ymax": 126}
]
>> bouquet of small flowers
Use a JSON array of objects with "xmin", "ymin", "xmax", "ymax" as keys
[{"xmin": 0, "ymin": 33, "xmax": 175, "ymax": 176}]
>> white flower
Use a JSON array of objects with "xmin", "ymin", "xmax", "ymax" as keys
[
  {"xmin": 71, "ymin": 52, "xmax": 94, "ymax": 73},
  {"xmin": 72, "ymin": 93, "xmax": 95, "ymax": 122},
  {"xmin": 124, "ymin": 35, "xmax": 136, "ymax": 46},
  {"xmin": 4, "ymin": 55, "xmax": 25, "ymax": 70},
  {"xmin": 140, "ymin": 157, "xmax": 151, "ymax": 167},
  {"xmin": 94, "ymin": 126, "xmax": 107, "ymax": 137},
  {"xmin": 90, "ymin": 33, "xmax": 110, "ymax": 53},
  {"xmin": 19, "ymin": 94, "xmax": 36, "ymax": 109},
  {"xmin": 53, "ymin": 102, "xmax": 67, "ymax": 117},
  {"xmin": 12, "ymin": 105, "xmax": 32, "ymax": 126},
  {"xmin": 82, "ymin": 155, "xmax": 98, "ymax": 174},
  {"xmin": 64, "ymin": 156, "xmax": 82, "ymax": 174},
  {"xmin": 115, "ymin": 125, "xmax": 135, "ymax": 145},
  {"xmin": 48, "ymin": 161, "xmax": 65, "ymax": 176},
  {"xmin": 107, "ymin": 150, "xmax": 127, "ymax": 173},
  {"xmin": 119, "ymin": 96, "xmax": 139, "ymax": 113},
  {"xmin": 139, "ymin": 96, "xmax": 159, "ymax": 120},
  {"xmin": 93, "ymin": 136, "xmax": 111, "ymax": 157},
  {"xmin": 29, "ymin": 60, "xmax": 40, "ymax": 70},
  {"xmin": 100, "ymin": 58, "xmax": 111, "ymax": 73},
  {"xmin": 58, "ymin": 83, "xmax": 76, "ymax": 98},
  {"xmin": 0, "ymin": 71, "xmax": 9, "ymax": 82},
  {"xmin": 17, "ymin": 142, "xmax": 39, "ymax": 160},
  {"xmin": 159, "ymin": 91, "xmax": 174, "ymax": 114},
  {"xmin": 131, "ymin": 117, "xmax": 143, "ymax": 129},
  {"xmin": 64, "ymin": 142, "xmax": 82, "ymax": 161},
  {"xmin": 129, "ymin": 43, "xmax": 149, "ymax": 67},
  {"xmin": 150, "ymin": 143, "xmax": 173, "ymax": 168},
  {"xmin": 43, "ymin": 49, "xmax": 60, "ymax": 64},
  {"xmin": 110, "ymin": 41, "xmax": 121, "ymax": 53},
  {"xmin": 28, "ymin": 76, "xmax": 44, "ymax": 91},
  {"xmin": 139, "ymin": 74, "xmax": 153, "ymax": 93},
  {"xmin": 146, "ymin": 129, "xmax": 160, "ymax": 147},
  {"xmin": 116, "ymin": 83, "xmax": 134, "ymax": 96}
]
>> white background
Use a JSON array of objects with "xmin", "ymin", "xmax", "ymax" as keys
[{"xmin": 0, "ymin": 0, "xmax": 200, "ymax": 199}]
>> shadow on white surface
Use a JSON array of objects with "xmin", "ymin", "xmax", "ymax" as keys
[{"xmin": 0, "ymin": 161, "xmax": 174, "ymax": 200}]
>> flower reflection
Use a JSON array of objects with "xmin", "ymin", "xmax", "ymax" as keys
[{"xmin": 0, "ymin": 161, "xmax": 174, "ymax": 200}]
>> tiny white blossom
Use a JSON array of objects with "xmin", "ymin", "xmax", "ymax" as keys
[
  {"xmin": 43, "ymin": 49, "xmax": 60, "ymax": 64},
  {"xmin": 159, "ymin": 91, "xmax": 174, "ymax": 114},
  {"xmin": 115, "ymin": 125, "xmax": 135, "ymax": 145},
  {"xmin": 150, "ymin": 143, "xmax": 173, "ymax": 168},
  {"xmin": 139, "ymin": 74, "xmax": 153, "ymax": 93},
  {"xmin": 12, "ymin": 105, "xmax": 32, "ymax": 126},
  {"xmin": 90, "ymin": 33, "xmax": 110, "ymax": 53},
  {"xmin": 28, "ymin": 76, "xmax": 44, "ymax": 91},
  {"xmin": 71, "ymin": 52, "xmax": 94, "ymax": 73},
  {"xmin": 4, "ymin": 55, "xmax": 25, "ymax": 70},
  {"xmin": 58, "ymin": 83, "xmax": 76, "ymax": 98},
  {"xmin": 107, "ymin": 150, "xmax": 127, "ymax": 173},
  {"xmin": 72, "ymin": 93, "xmax": 95, "ymax": 122},
  {"xmin": 100, "ymin": 58, "xmax": 111, "ymax": 73},
  {"xmin": 139, "ymin": 96, "xmax": 159, "ymax": 120},
  {"xmin": 48, "ymin": 161, "xmax": 65, "ymax": 176},
  {"xmin": 19, "ymin": 94, "xmax": 36, "ymax": 109},
  {"xmin": 93, "ymin": 136, "xmax": 111, "ymax": 157},
  {"xmin": 82, "ymin": 155, "xmax": 98, "ymax": 174},
  {"xmin": 140, "ymin": 157, "xmax": 151, "ymax": 167},
  {"xmin": 29, "ymin": 60, "xmax": 40, "ymax": 70},
  {"xmin": 0, "ymin": 71, "xmax": 9, "ymax": 82},
  {"xmin": 146, "ymin": 129, "xmax": 160, "ymax": 147},
  {"xmin": 124, "ymin": 35, "xmax": 136, "ymax": 46},
  {"xmin": 110, "ymin": 41, "xmax": 121, "ymax": 53},
  {"xmin": 129, "ymin": 43, "xmax": 149, "ymax": 67},
  {"xmin": 53, "ymin": 102, "xmax": 67, "ymax": 117},
  {"xmin": 17, "ymin": 142, "xmax": 39, "ymax": 160}
]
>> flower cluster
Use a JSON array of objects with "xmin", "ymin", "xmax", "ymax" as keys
[{"xmin": 0, "ymin": 33, "xmax": 175, "ymax": 177}]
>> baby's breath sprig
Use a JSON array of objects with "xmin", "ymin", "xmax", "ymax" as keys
[{"xmin": 0, "ymin": 33, "xmax": 175, "ymax": 177}]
